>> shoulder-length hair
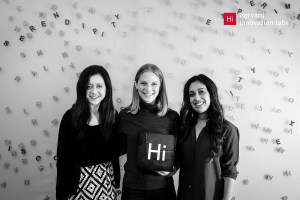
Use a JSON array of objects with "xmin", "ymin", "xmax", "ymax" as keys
[
  {"xmin": 127, "ymin": 63, "xmax": 168, "ymax": 116},
  {"xmin": 72, "ymin": 65, "xmax": 115, "ymax": 141},
  {"xmin": 180, "ymin": 74, "xmax": 225, "ymax": 159}
]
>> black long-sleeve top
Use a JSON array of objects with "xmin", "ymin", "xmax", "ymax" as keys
[
  {"xmin": 117, "ymin": 101, "xmax": 180, "ymax": 190},
  {"xmin": 177, "ymin": 119, "xmax": 239, "ymax": 200},
  {"xmin": 56, "ymin": 108, "xmax": 120, "ymax": 200}
]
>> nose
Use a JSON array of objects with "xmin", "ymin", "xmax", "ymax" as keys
[
  {"xmin": 145, "ymin": 84, "xmax": 152, "ymax": 92},
  {"xmin": 91, "ymin": 86, "xmax": 97, "ymax": 93},
  {"xmin": 194, "ymin": 93, "xmax": 201, "ymax": 100}
]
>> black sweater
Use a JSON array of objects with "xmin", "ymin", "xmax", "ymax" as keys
[
  {"xmin": 117, "ymin": 101, "xmax": 180, "ymax": 190},
  {"xmin": 56, "ymin": 108, "xmax": 120, "ymax": 200}
]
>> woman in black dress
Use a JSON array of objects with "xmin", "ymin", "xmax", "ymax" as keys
[
  {"xmin": 117, "ymin": 63, "xmax": 179, "ymax": 200},
  {"xmin": 56, "ymin": 65, "xmax": 120, "ymax": 200}
]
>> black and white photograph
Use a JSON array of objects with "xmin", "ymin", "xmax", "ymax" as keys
[{"xmin": 0, "ymin": 0, "xmax": 299, "ymax": 200}]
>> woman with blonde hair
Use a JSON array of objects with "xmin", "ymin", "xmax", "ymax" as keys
[{"xmin": 117, "ymin": 63, "xmax": 179, "ymax": 200}]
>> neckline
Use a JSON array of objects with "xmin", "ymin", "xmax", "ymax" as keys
[
  {"xmin": 86, "ymin": 123, "xmax": 101, "ymax": 127},
  {"xmin": 139, "ymin": 98, "xmax": 158, "ymax": 112}
]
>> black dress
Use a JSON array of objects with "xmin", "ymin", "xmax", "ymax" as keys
[
  {"xmin": 56, "ymin": 109, "xmax": 120, "ymax": 200},
  {"xmin": 117, "ymin": 101, "xmax": 180, "ymax": 190},
  {"xmin": 68, "ymin": 124, "xmax": 117, "ymax": 200}
]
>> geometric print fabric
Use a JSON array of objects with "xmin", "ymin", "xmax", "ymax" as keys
[{"xmin": 68, "ymin": 162, "xmax": 117, "ymax": 200}]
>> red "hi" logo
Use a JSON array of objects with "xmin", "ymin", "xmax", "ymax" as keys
[{"xmin": 224, "ymin": 13, "xmax": 236, "ymax": 25}]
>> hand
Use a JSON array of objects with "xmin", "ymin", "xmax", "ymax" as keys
[
  {"xmin": 156, "ymin": 171, "xmax": 171, "ymax": 176},
  {"xmin": 116, "ymin": 188, "xmax": 122, "ymax": 196}
]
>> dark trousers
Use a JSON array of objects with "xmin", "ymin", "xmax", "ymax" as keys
[{"xmin": 121, "ymin": 185, "xmax": 176, "ymax": 200}]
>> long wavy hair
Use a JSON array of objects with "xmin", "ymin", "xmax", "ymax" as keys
[
  {"xmin": 72, "ymin": 65, "xmax": 115, "ymax": 142},
  {"xmin": 127, "ymin": 63, "xmax": 168, "ymax": 116},
  {"xmin": 180, "ymin": 74, "xmax": 226, "ymax": 159}
]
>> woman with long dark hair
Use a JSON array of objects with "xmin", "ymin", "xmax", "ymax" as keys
[
  {"xmin": 56, "ymin": 65, "xmax": 120, "ymax": 200},
  {"xmin": 177, "ymin": 74, "xmax": 239, "ymax": 200}
]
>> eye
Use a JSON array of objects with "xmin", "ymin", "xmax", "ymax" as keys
[
  {"xmin": 198, "ymin": 90, "xmax": 206, "ymax": 95},
  {"xmin": 87, "ymin": 85, "xmax": 92, "ymax": 90},
  {"xmin": 189, "ymin": 93, "xmax": 195, "ymax": 97},
  {"xmin": 96, "ymin": 85, "xmax": 103, "ymax": 89}
]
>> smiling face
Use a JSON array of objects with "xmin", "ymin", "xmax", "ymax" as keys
[
  {"xmin": 135, "ymin": 71, "xmax": 161, "ymax": 105},
  {"xmin": 189, "ymin": 81, "xmax": 210, "ymax": 119},
  {"xmin": 86, "ymin": 74, "xmax": 106, "ymax": 109}
]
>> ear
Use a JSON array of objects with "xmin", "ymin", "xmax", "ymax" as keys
[{"xmin": 134, "ymin": 81, "xmax": 138, "ymax": 89}]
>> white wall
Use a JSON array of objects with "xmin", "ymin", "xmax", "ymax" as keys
[{"xmin": 1, "ymin": 0, "xmax": 300, "ymax": 200}]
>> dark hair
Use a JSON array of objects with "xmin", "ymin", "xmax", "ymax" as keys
[
  {"xmin": 72, "ymin": 65, "xmax": 115, "ymax": 142},
  {"xmin": 180, "ymin": 74, "xmax": 225, "ymax": 159}
]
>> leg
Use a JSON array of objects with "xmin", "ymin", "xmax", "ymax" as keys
[
  {"xmin": 121, "ymin": 187, "xmax": 147, "ymax": 200},
  {"xmin": 147, "ymin": 185, "xmax": 176, "ymax": 200}
]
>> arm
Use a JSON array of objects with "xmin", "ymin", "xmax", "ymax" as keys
[
  {"xmin": 116, "ymin": 110, "xmax": 127, "ymax": 156},
  {"xmin": 222, "ymin": 177, "xmax": 235, "ymax": 200},
  {"xmin": 172, "ymin": 112, "xmax": 181, "ymax": 174},
  {"xmin": 111, "ymin": 111, "xmax": 121, "ymax": 188},
  {"xmin": 156, "ymin": 111, "xmax": 180, "ymax": 176},
  {"xmin": 112, "ymin": 155, "xmax": 121, "ymax": 188},
  {"xmin": 56, "ymin": 111, "xmax": 71, "ymax": 200},
  {"xmin": 220, "ymin": 122, "xmax": 240, "ymax": 200}
]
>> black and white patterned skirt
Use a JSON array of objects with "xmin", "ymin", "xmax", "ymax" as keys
[{"xmin": 69, "ymin": 161, "xmax": 117, "ymax": 200}]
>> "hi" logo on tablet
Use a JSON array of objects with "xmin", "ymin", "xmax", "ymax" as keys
[{"xmin": 148, "ymin": 143, "xmax": 166, "ymax": 161}]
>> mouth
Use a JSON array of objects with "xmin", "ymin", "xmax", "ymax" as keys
[
  {"xmin": 143, "ymin": 93, "xmax": 154, "ymax": 98},
  {"xmin": 89, "ymin": 96, "xmax": 100, "ymax": 100},
  {"xmin": 194, "ymin": 101, "xmax": 204, "ymax": 107}
]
